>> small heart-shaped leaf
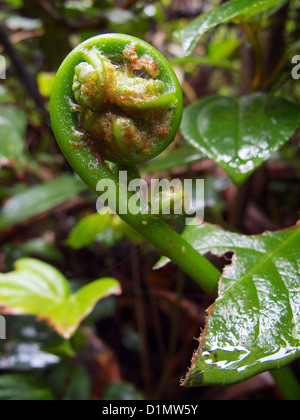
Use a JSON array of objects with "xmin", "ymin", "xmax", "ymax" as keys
[{"xmin": 181, "ymin": 94, "xmax": 300, "ymax": 185}]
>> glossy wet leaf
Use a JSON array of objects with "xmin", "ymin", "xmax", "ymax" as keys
[
  {"xmin": 159, "ymin": 221, "xmax": 300, "ymax": 386},
  {"xmin": 0, "ymin": 106, "xmax": 27, "ymax": 165},
  {"xmin": 0, "ymin": 174, "xmax": 87, "ymax": 231},
  {"xmin": 181, "ymin": 94, "xmax": 300, "ymax": 185},
  {"xmin": 0, "ymin": 258, "xmax": 121, "ymax": 339},
  {"xmin": 179, "ymin": 0, "xmax": 282, "ymax": 56}
]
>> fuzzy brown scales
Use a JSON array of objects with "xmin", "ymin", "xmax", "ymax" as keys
[
  {"xmin": 181, "ymin": 303, "xmax": 215, "ymax": 386},
  {"xmin": 123, "ymin": 43, "xmax": 160, "ymax": 78},
  {"xmin": 71, "ymin": 43, "xmax": 175, "ymax": 165}
]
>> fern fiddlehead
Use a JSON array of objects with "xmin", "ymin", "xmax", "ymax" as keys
[{"xmin": 50, "ymin": 34, "xmax": 220, "ymax": 294}]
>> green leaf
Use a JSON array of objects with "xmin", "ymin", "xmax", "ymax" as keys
[
  {"xmin": 179, "ymin": 0, "xmax": 282, "ymax": 56},
  {"xmin": 48, "ymin": 364, "xmax": 91, "ymax": 401},
  {"xmin": 0, "ymin": 258, "xmax": 121, "ymax": 339},
  {"xmin": 207, "ymin": 28, "xmax": 241, "ymax": 62},
  {"xmin": 103, "ymin": 381, "xmax": 145, "ymax": 401},
  {"xmin": 110, "ymin": 215, "xmax": 143, "ymax": 244},
  {"xmin": 0, "ymin": 373, "xmax": 55, "ymax": 401},
  {"xmin": 0, "ymin": 174, "xmax": 87, "ymax": 231},
  {"xmin": 67, "ymin": 212, "xmax": 111, "ymax": 250},
  {"xmin": 37, "ymin": 72, "xmax": 56, "ymax": 98},
  {"xmin": 1, "ymin": 0, "xmax": 23, "ymax": 8},
  {"xmin": 18, "ymin": 238, "xmax": 63, "ymax": 262},
  {"xmin": 0, "ymin": 106, "xmax": 27, "ymax": 165},
  {"xmin": 160, "ymin": 221, "xmax": 300, "ymax": 386},
  {"xmin": 181, "ymin": 93, "xmax": 300, "ymax": 186}
]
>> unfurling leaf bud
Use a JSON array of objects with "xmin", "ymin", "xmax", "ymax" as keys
[{"xmin": 70, "ymin": 39, "xmax": 183, "ymax": 165}]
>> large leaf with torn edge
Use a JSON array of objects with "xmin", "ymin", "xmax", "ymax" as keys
[
  {"xmin": 158, "ymin": 221, "xmax": 300, "ymax": 386},
  {"xmin": 181, "ymin": 94, "xmax": 300, "ymax": 186},
  {"xmin": 0, "ymin": 259, "xmax": 121, "ymax": 339},
  {"xmin": 179, "ymin": 0, "xmax": 282, "ymax": 56}
]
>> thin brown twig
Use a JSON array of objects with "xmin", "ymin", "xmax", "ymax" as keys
[
  {"xmin": 0, "ymin": 29, "xmax": 44, "ymax": 54},
  {"xmin": 131, "ymin": 244, "xmax": 152, "ymax": 397},
  {"xmin": 262, "ymin": 53, "xmax": 290, "ymax": 90},
  {"xmin": 153, "ymin": 269, "xmax": 184, "ymax": 399},
  {"xmin": 239, "ymin": 17, "xmax": 264, "ymax": 92},
  {"xmin": 0, "ymin": 22, "xmax": 45, "ymax": 110},
  {"xmin": 36, "ymin": 0, "xmax": 106, "ymax": 30}
]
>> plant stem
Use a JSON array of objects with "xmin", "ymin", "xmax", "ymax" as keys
[
  {"xmin": 262, "ymin": 53, "xmax": 289, "ymax": 90},
  {"xmin": 168, "ymin": 269, "xmax": 184, "ymax": 358},
  {"xmin": 262, "ymin": 1, "xmax": 290, "ymax": 89},
  {"xmin": 0, "ymin": 22, "xmax": 45, "ymax": 111},
  {"xmin": 153, "ymin": 269, "xmax": 184, "ymax": 400},
  {"xmin": 131, "ymin": 244, "xmax": 152, "ymax": 397},
  {"xmin": 271, "ymin": 365, "xmax": 300, "ymax": 400},
  {"xmin": 120, "ymin": 212, "xmax": 220, "ymax": 294},
  {"xmin": 112, "ymin": 163, "xmax": 221, "ymax": 292},
  {"xmin": 239, "ymin": 18, "xmax": 264, "ymax": 92},
  {"xmin": 228, "ymin": 175, "xmax": 253, "ymax": 231},
  {"xmin": 55, "ymin": 113, "xmax": 220, "ymax": 294},
  {"xmin": 81, "ymin": 154, "xmax": 221, "ymax": 293}
]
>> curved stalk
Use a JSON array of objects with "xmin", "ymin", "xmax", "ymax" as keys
[
  {"xmin": 77, "ymin": 148, "xmax": 220, "ymax": 293},
  {"xmin": 50, "ymin": 34, "xmax": 221, "ymax": 294}
]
